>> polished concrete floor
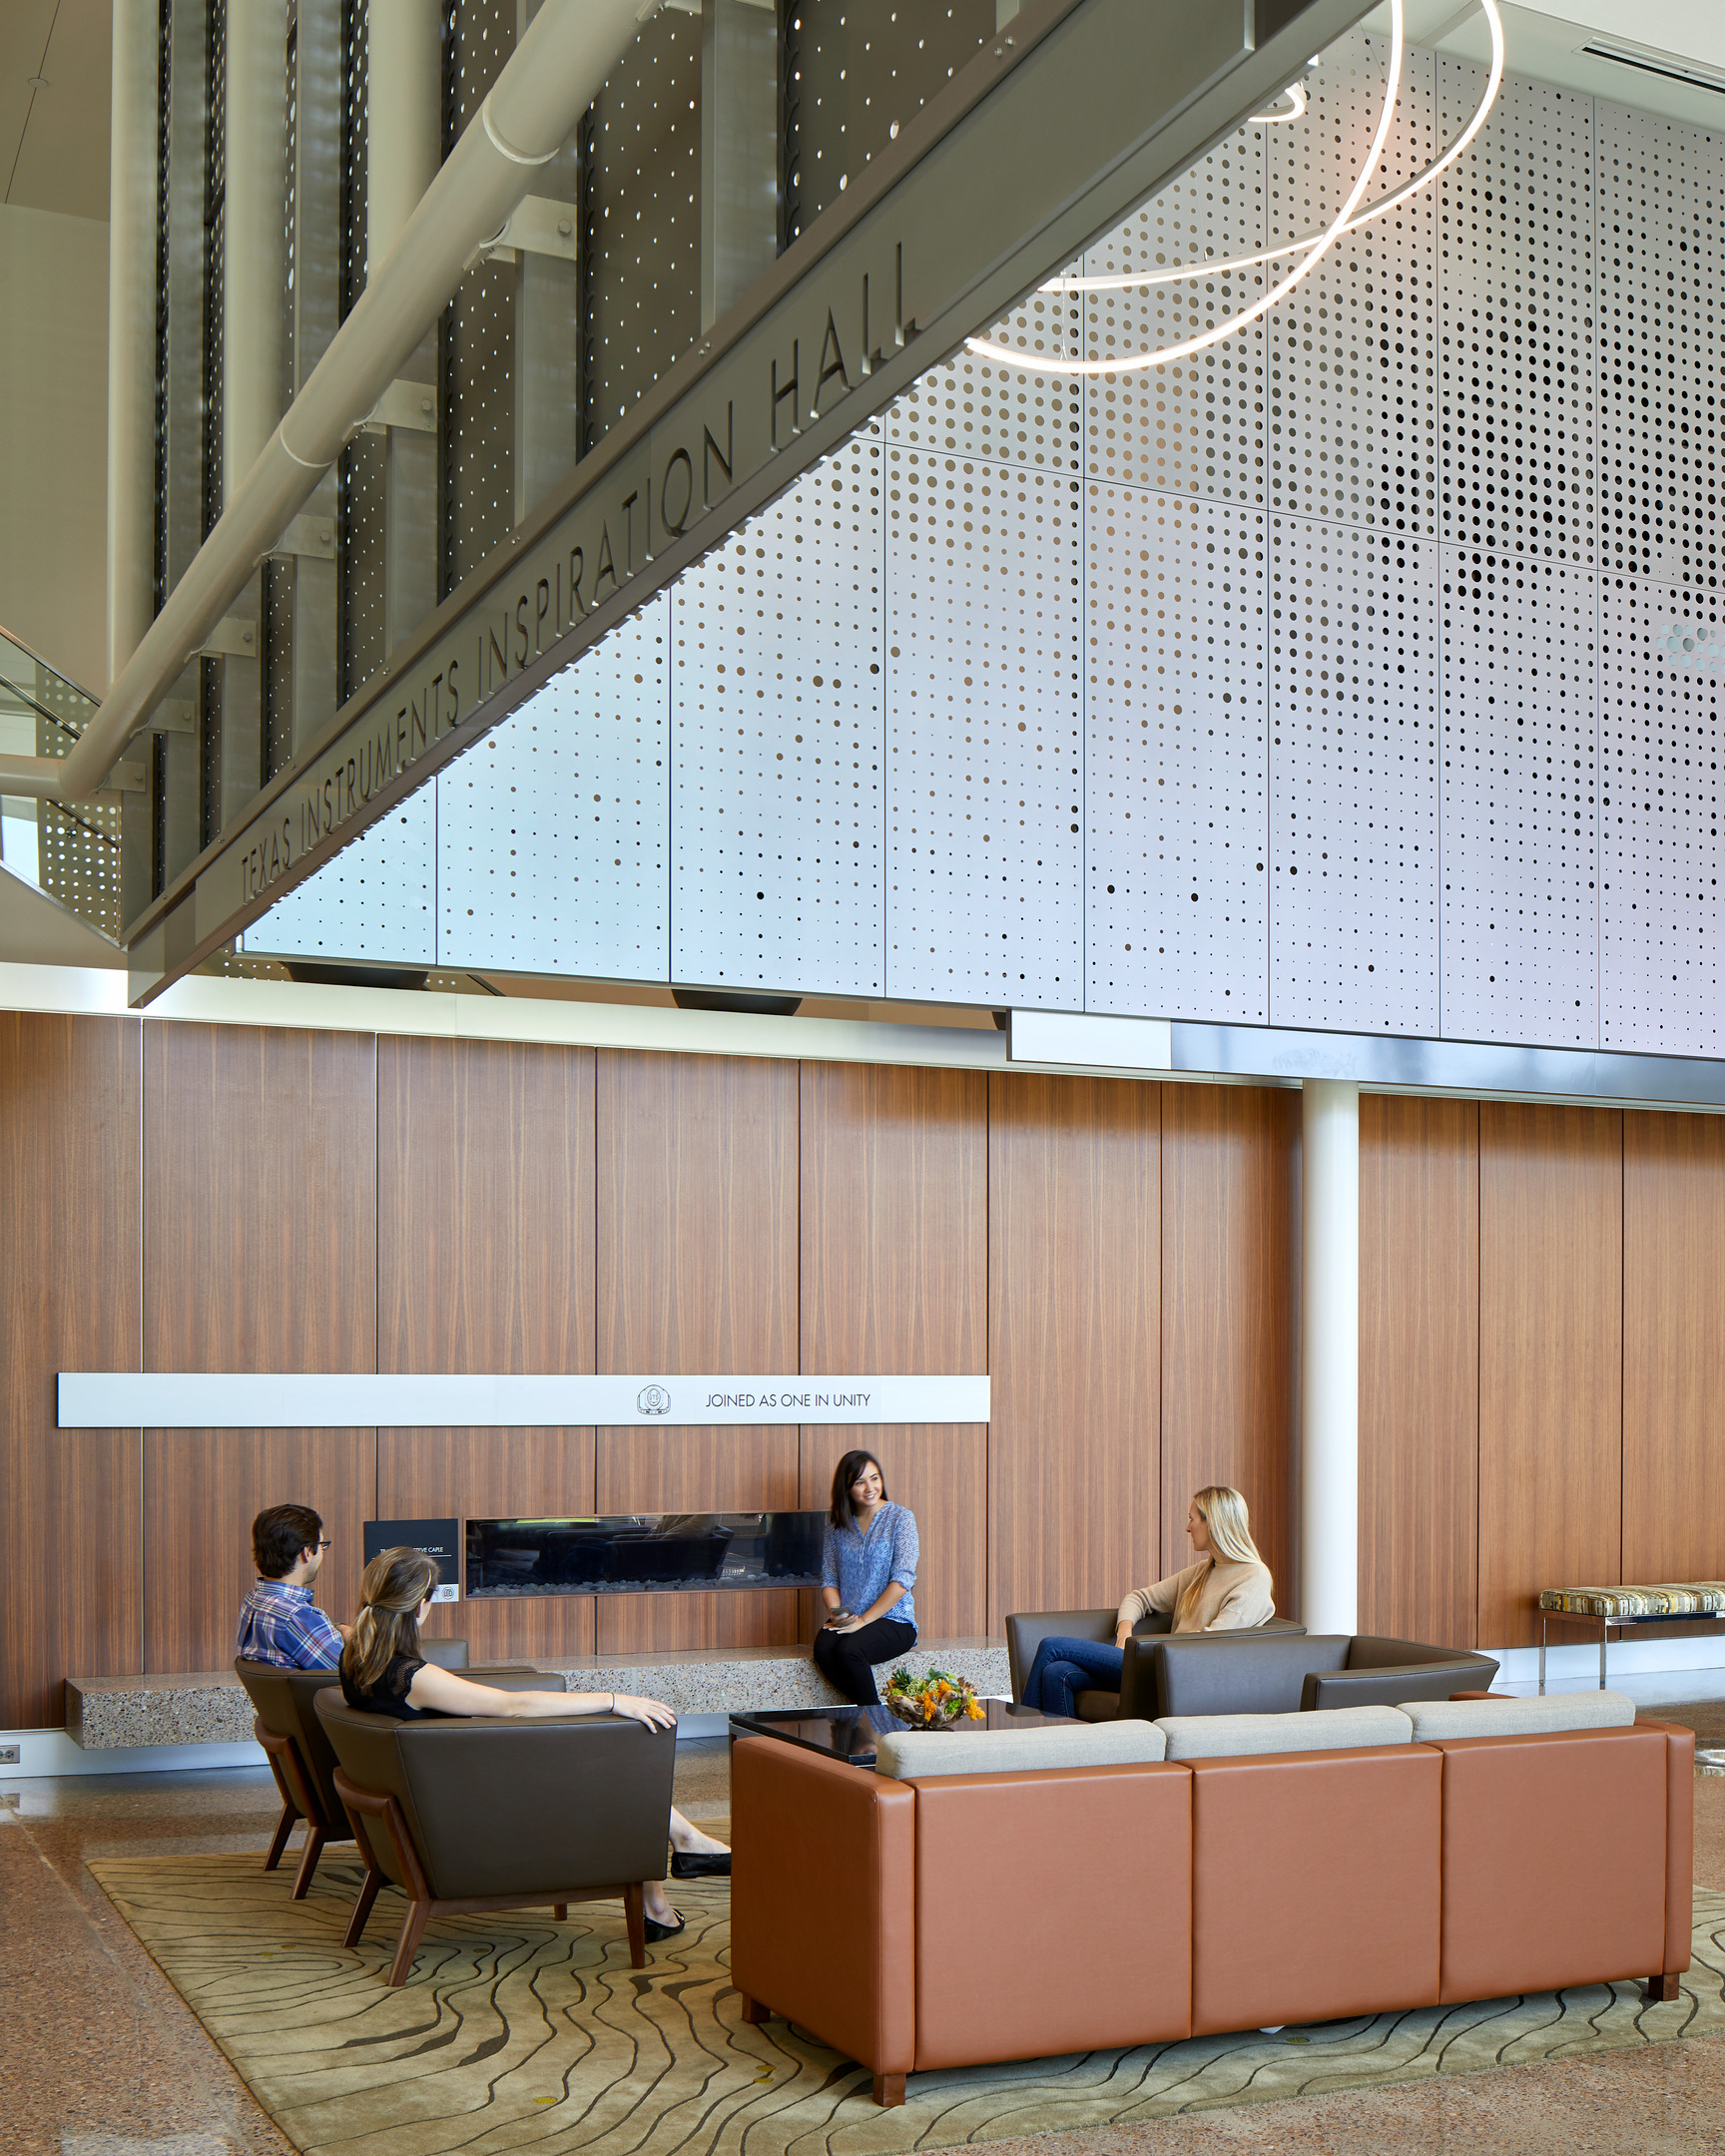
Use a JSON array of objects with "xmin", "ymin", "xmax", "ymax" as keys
[{"xmin": 6, "ymin": 1681, "xmax": 1725, "ymax": 2156}]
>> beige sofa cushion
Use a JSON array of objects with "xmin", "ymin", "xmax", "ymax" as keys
[
  {"xmin": 1402, "ymin": 1690, "xmax": 1637, "ymax": 1741},
  {"xmin": 874, "ymin": 1719, "xmax": 1168, "ymax": 1780},
  {"xmin": 1157, "ymin": 1705, "xmax": 1415, "ymax": 1760}
]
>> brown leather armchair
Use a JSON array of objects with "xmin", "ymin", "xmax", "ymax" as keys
[
  {"xmin": 236, "ymin": 1643, "xmax": 540, "ymax": 1895},
  {"xmin": 1004, "ymin": 1607, "xmax": 1308, "ymax": 1722},
  {"xmin": 313, "ymin": 1689, "xmax": 677, "ymax": 1984}
]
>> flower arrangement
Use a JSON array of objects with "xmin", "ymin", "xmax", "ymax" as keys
[{"xmin": 882, "ymin": 1665, "xmax": 986, "ymax": 1729}]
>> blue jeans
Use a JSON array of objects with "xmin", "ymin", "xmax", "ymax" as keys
[{"xmin": 1021, "ymin": 1635, "xmax": 1124, "ymax": 1718}]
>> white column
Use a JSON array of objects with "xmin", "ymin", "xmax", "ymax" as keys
[
  {"xmin": 106, "ymin": 0, "xmax": 160, "ymax": 688},
  {"xmin": 368, "ymin": 0, "xmax": 442, "ymax": 652},
  {"xmin": 1301, "ymin": 1079, "xmax": 1360, "ymax": 1635},
  {"xmin": 367, "ymin": 0, "xmax": 443, "ymax": 267},
  {"xmin": 225, "ymin": 0, "xmax": 288, "ymax": 496}
]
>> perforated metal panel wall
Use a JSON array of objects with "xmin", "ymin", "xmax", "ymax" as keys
[
  {"xmin": 440, "ymin": 597, "xmax": 670, "ymax": 979},
  {"xmin": 263, "ymin": 24, "xmax": 1725, "ymax": 1058},
  {"xmin": 244, "ymin": 788, "xmax": 436, "ymax": 965},
  {"xmin": 672, "ymin": 440, "xmax": 884, "ymax": 997},
  {"xmin": 885, "ymin": 450, "xmax": 1082, "ymax": 1006},
  {"xmin": 1086, "ymin": 489, "xmax": 1267, "ymax": 1022}
]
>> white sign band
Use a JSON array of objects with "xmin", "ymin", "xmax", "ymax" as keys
[{"xmin": 57, "ymin": 1372, "xmax": 990, "ymax": 1429}]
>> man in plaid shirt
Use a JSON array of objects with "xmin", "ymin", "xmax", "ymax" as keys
[{"xmin": 236, "ymin": 1503, "xmax": 351, "ymax": 1669}]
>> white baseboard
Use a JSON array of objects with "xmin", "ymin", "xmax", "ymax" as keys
[
  {"xmin": 0, "ymin": 1728, "xmax": 269, "ymax": 1779},
  {"xmin": 1486, "ymin": 1635, "xmax": 1725, "ymax": 1685}
]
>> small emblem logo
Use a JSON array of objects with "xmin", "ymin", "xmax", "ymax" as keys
[{"xmin": 637, "ymin": 1384, "xmax": 671, "ymax": 1415}]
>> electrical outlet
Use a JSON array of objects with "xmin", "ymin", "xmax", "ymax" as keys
[{"xmin": 0, "ymin": 1744, "xmax": 19, "ymax": 1766}]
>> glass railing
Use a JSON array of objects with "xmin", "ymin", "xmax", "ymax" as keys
[{"xmin": 0, "ymin": 626, "xmax": 125, "ymax": 944}]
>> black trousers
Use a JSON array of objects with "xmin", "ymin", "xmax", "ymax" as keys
[{"xmin": 812, "ymin": 1616, "xmax": 917, "ymax": 1706}]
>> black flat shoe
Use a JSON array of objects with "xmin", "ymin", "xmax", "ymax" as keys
[
  {"xmin": 643, "ymin": 1910, "xmax": 686, "ymax": 1942},
  {"xmin": 670, "ymin": 1850, "xmax": 732, "ymax": 1879}
]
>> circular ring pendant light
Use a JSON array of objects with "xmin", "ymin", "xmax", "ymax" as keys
[{"xmin": 964, "ymin": 0, "xmax": 1504, "ymax": 377}]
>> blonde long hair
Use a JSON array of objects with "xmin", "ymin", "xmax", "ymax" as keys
[
  {"xmin": 344, "ymin": 1546, "xmax": 439, "ymax": 1693},
  {"xmin": 1174, "ymin": 1486, "xmax": 1270, "ymax": 1626}
]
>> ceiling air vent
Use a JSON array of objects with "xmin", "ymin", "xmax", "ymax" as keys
[{"xmin": 1578, "ymin": 39, "xmax": 1725, "ymax": 100}]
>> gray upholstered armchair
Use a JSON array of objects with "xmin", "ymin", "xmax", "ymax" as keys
[
  {"xmin": 313, "ymin": 1689, "xmax": 677, "ymax": 1984},
  {"xmin": 236, "ymin": 1642, "xmax": 532, "ymax": 1894},
  {"xmin": 1004, "ymin": 1606, "xmax": 1308, "ymax": 1722}
]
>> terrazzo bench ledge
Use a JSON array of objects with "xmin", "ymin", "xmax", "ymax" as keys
[{"xmin": 64, "ymin": 1639, "xmax": 1011, "ymax": 1751}]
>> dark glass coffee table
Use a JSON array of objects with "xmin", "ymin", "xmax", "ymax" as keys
[{"xmin": 730, "ymin": 1698, "xmax": 1079, "ymax": 1767}]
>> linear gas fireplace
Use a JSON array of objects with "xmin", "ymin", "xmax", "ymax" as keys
[{"xmin": 463, "ymin": 1512, "xmax": 826, "ymax": 1598}]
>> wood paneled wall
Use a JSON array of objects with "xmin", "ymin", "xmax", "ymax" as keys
[
  {"xmin": 988, "ymin": 1072, "xmax": 1161, "ymax": 1625},
  {"xmin": 142, "ymin": 1025, "xmax": 377, "ymax": 1676},
  {"xmin": 1359, "ymin": 1095, "xmax": 1478, "ymax": 1648},
  {"xmin": 376, "ymin": 1037, "xmax": 597, "ymax": 1664},
  {"xmin": 0, "ymin": 1016, "xmax": 141, "ymax": 1729},
  {"xmin": 14, "ymin": 1002, "xmax": 1725, "ymax": 1725}
]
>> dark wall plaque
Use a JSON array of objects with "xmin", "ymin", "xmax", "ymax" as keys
[{"xmin": 364, "ymin": 1517, "xmax": 462, "ymax": 1602}]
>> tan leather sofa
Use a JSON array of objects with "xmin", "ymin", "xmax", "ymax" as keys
[{"xmin": 731, "ymin": 1695, "xmax": 1694, "ymax": 2106}]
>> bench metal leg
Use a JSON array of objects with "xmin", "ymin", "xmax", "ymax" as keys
[
  {"xmin": 1600, "ymin": 1620, "xmax": 1609, "ymax": 1690},
  {"xmin": 1539, "ymin": 1616, "xmax": 1546, "ymax": 1696}
]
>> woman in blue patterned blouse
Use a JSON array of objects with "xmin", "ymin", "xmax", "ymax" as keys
[{"xmin": 814, "ymin": 1449, "xmax": 919, "ymax": 1705}]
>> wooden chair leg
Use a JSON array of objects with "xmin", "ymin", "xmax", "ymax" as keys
[
  {"xmin": 387, "ymin": 1898, "xmax": 433, "ymax": 1987},
  {"xmin": 264, "ymin": 1800, "xmax": 297, "ymax": 1873},
  {"xmin": 739, "ymin": 1994, "xmax": 770, "ymax": 2024},
  {"xmin": 291, "ymin": 1823, "xmax": 329, "ymax": 1899},
  {"xmin": 1647, "ymin": 1971, "xmax": 1682, "ymax": 2002},
  {"xmin": 871, "ymin": 2073, "xmax": 906, "ymax": 2107},
  {"xmin": 623, "ymin": 1883, "xmax": 646, "ymax": 1968},
  {"xmin": 553, "ymin": 1902, "xmax": 568, "ymax": 1919},
  {"xmin": 343, "ymin": 1866, "xmax": 384, "ymax": 1950}
]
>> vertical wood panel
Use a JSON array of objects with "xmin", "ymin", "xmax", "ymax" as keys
[
  {"xmin": 596, "ymin": 1051, "xmax": 799, "ymax": 1650},
  {"xmin": 1359, "ymin": 1093, "xmax": 1479, "ymax": 1648},
  {"xmin": 988, "ymin": 1072, "xmax": 1160, "ymax": 1629},
  {"xmin": 1623, "ymin": 1110, "xmax": 1725, "ymax": 1585},
  {"xmin": 800, "ymin": 1062, "xmax": 988, "ymax": 1638},
  {"xmin": 142, "ymin": 1024, "xmax": 377, "ymax": 1672},
  {"xmin": 1478, "ymin": 1103, "xmax": 1622, "ymax": 1649},
  {"xmin": 1160, "ymin": 1085, "xmax": 1299, "ymax": 1607},
  {"xmin": 376, "ymin": 1036, "xmax": 597, "ymax": 1662},
  {"xmin": 0, "ymin": 1014, "xmax": 143, "ymax": 1727}
]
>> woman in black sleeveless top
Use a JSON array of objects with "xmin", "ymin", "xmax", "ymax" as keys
[{"xmin": 340, "ymin": 1547, "xmax": 730, "ymax": 1938}]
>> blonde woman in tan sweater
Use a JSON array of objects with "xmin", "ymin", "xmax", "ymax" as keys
[{"xmin": 1019, "ymin": 1486, "xmax": 1275, "ymax": 1718}]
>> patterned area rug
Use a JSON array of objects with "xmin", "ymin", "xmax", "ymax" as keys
[{"xmin": 90, "ymin": 1854, "xmax": 1725, "ymax": 2156}]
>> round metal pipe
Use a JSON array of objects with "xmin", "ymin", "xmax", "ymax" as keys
[
  {"xmin": 105, "ymin": 0, "xmax": 160, "ymax": 689},
  {"xmin": 367, "ymin": 0, "xmax": 443, "ymax": 265},
  {"xmin": 0, "ymin": 0, "xmax": 661, "ymax": 802},
  {"xmin": 224, "ymin": 0, "xmax": 289, "ymax": 497}
]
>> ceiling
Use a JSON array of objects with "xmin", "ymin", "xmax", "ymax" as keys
[
  {"xmin": 1385, "ymin": 1, "xmax": 1725, "ymax": 123},
  {"xmin": 1, "ymin": 0, "xmax": 110, "ymax": 224}
]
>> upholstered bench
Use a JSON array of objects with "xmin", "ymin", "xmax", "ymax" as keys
[{"xmin": 1537, "ymin": 1584, "xmax": 1725, "ymax": 1691}]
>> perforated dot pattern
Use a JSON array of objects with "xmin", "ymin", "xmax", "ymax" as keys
[
  {"xmin": 671, "ymin": 439, "xmax": 884, "ymax": 997},
  {"xmin": 1269, "ymin": 34, "xmax": 1438, "ymax": 536},
  {"xmin": 1084, "ymin": 132, "xmax": 1266, "ymax": 505},
  {"xmin": 1270, "ymin": 522, "xmax": 1439, "ymax": 1032},
  {"xmin": 1086, "ymin": 488, "xmax": 1267, "ymax": 1022},
  {"xmin": 884, "ymin": 282, "xmax": 1082, "ymax": 471},
  {"xmin": 246, "ymin": 790, "xmax": 436, "ymax": 966},
  {"xmin": 1441, "ymin": 552, "xmax": 1598, "ymax": 1044},
  {"xmin": 439, "ymin": 597, "xmax": 670, "ymax": 980},
  {"xmin": 1597, "ymin": 103, "xmax": 1725, "ymax": 591},
  {"xmin": 1600, "ymin": 581, "xmax": 1725, "ymax": 1053},
  {"xmin": 884, "ymin": 450, "xmax": 1081, "ymax": 1005},
  {"xmin": 1438, "ymin": 63, "xmax": 1595, "ymax": 563}
]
